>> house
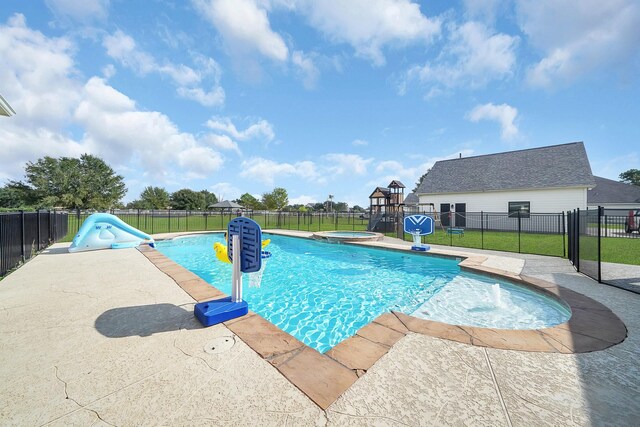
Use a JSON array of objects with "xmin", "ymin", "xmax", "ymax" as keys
[
  {"xmin": 587, "ymin": 176, "xmax": 640, "ymax": 211},
  {"xmin": 414, "ymin": 142, "xmax": 595, "ymax": 226}
]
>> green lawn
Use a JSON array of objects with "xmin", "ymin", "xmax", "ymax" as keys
[
  {"xmin": 61, "ymin": 212, "xmax": 639, "ymax": 266},
  {"xmin": 61, "ymin": 212, "xmax": 369, "ymax": 241}
]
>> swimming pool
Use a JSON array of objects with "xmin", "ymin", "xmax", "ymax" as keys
[{"xmin": 156, "ymin": 234, "xmax": 570, "ymax": 353}]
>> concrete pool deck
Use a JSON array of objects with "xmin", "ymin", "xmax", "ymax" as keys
[{"xmin": 1, "ymin": 231, "xmax": 639, "ymax": 425}]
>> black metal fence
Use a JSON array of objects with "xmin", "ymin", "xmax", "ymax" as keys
[
  {"xmin": 63, "ymin": 209, "xmax": 371, "ymax": 240},
  {"xmin": 0, "ymin": 210, "xmax": 68, "ymax": 277},
  {"xmin": 386, "ymin": 211, "xmax": 566, "ymax": 257},
  {"xmin": 568, "ymin": 206, "xmax": 640, "ymax": 294}
]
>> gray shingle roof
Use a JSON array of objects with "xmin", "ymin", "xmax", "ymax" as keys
[
  {"xmin": 416, "ymin": 142, "xmax": 595, "ymax": 194},
  {"xmin": 588, "ymin": 176, "xmax": 640, "ymax": 204},
  {"xmin": 208, "ymin": 200, "xmax": 243, "ymax": 209},
  {"xmin": 403, "ymin": 192, "xmax": 419, "ymax": 205}
]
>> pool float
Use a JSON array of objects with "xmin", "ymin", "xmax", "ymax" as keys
[{"xmin": 214, "ymin": 239, "xmax": 270, "ymax": 264}]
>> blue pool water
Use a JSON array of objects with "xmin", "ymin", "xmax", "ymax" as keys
[{"xmin": 156, "ymin": 234, "xmax": 570, "ymax": 353}]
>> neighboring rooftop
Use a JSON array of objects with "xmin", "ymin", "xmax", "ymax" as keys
[
  {"xmin": 0, "ymin": 94, "xmax": 16, "ymax": 117},
  {"xmin": 588, "ymin": 176, "xmax": 640, "ymax": 204},
  {"xmin": 403, "ymin": 192, "xmax": 419, "ymax": 205},
  {"xmin": 388, "ymin": 180, "xmax": 406, "ymax": 189},
  {"xmin": 416, "ymin": 142, "xmax": 596, "ymax": 194}
]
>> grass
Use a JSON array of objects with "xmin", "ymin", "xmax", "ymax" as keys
[
  {"xmin": 61, "ymin": 212, "xmax": 640, "ymax": 266},
  {"xmin": 61, "ymin": 212, "xmax": 369, "ymax": 242},
  {"xmin": 401, "ymin": 229, "xmax": 566, "ymax": 257}
]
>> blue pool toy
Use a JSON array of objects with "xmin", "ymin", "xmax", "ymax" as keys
[
  {"xmin": 68, "ymin": 213, "xmax": 154, "ymax": 253},
  {"xmin": 404, "ymin": 214, "xmax": 434, "ymax": 252},
  {"xmin": 194, "ymin": 217, "xmax": 264, "ymax": 327}
]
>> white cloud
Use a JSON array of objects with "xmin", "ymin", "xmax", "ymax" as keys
[
  {"xmin": 75, "ymin": 77, "xmax": 226, "ymax": 179},
  {"xmin": 45, "ymin": 0, "xmax": 110, "ymax": 22},
  {"xmin": 375, "ymin": 160, "xmax": 404, "ymax": 173},
  {"xmin": 192, "ymin": 0, "xmax": 288, "ymax": 62},
  {"xmin": 297, "ymin": 0, "xmax": 441, "ymax": 66},
  {"xmin": 0, "ymin": 14, "xmax": 229, "ymax": 191},
  {"xmin": 205, "ymin": 117, "xmax": 275, "ymax": 142},
  {"xmin": 516, "ymin": 0, "xmax": 640, "ymax": 87},
  {"xmin": 209, "ymin": 182, "xmax": 242, "ymax": 201},
  {"xmin": 467, "ymin": 103, "xmax": 518, "ymax": 140},
  {"xmin": 289, "ymin": 194, "xmax": 318, "ymax": 205},
  {"xmin": 0, "ymin": 14, "xmax": 81, "ymax": 128},
  {"xmin": 177, "ymin": 86, "xmax": 225, "ymax": 107},
  {"xmin": 404, "ymin": 21, "xmax": 518, "ymax": 93},
  {"xmin": 0, "ymin": 14, "xmax": 85, "ymax": 179},
  {"xmin": 323, "ymin": 153, "xmax": 373, "ymax": 175},
  {"xmin": 463, "ymin": 0, "xmax": 505, "ymax": 25},
  {"xmin": 239, "ymin": 157, "xmax": 319, "ymax": 185},
  {"xmin": 103, "ymin": 30, "xmax": 225, "ymax": 106},
  {"xmin": 352, "ymin": 139, "xmax": 369, "ymax": 146},
  {"xmin": 204, "ymin": 134, "xmax": 240, "ymax": 154},
  {"xmin": 292, "ymin": 50, "xmax": 320, "ymax": 89}
]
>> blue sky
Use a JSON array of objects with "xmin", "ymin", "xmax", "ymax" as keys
[{"xmin": 1, "ymin": 0, "xmax": 638, "ymax": 208}]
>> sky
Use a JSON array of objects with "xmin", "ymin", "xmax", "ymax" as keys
[{"xmin": 1, "ymin": 0, "xmax": 639, "ymax": 208}]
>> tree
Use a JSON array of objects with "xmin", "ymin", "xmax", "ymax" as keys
[
  {"xmin": 620, "ymin": 169, "xmax": 640, "ymax": 186},
  {"xmin": 126, "ymin": 200, "xmax": 145, "ymax": 209},
  {"xmin": 334, "ymin": 201, "xmax": 349, "ymax": 212},
  {"xmin": 352, "ymin": 205, "xmax": 366, "ymax": 213},
  {"xmin": 0, "ymin": 182, "xmax": 37, "ymax": 208},
  {"xmin": 139, "ymin": 186, "xmax": 170, "ymax": 209},
  {"xmin": 17, "ymin": 154, "xmax": 126, "ymax": 209},
  {"xmin": 237, "ymin": 193, "xmax": 263, "ymax": 210},
  {"xmin": 171, "ymin": 189, "xmax": 204, "ymax": 210},
  {"xmin": 327, "ymin": 194, "xmax": 334, "ymax": 212},
  {"xmin": 413, "ymin": 170, "xmax": 430, "ymax": 192},
  {"xmin": 200, "ymin": 190, "xmax": 218, "ymax": 209},
  {"xmin": 262, "ymin": 187, "xmax": 288, "ymax": 210}
]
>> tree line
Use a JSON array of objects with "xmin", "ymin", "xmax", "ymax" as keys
[{"xmin": 0, "ymin": 154, "xmax": 364, "ymax": 212}]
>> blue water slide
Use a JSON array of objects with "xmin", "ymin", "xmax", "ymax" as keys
[{"xmin": 68, "ymin": 213, "xmax": 155, "ymax": 253}]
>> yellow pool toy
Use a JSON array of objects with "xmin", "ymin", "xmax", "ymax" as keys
[{"xmin": 213, "ymin": 239, "xmax": 270, "ymax": 264}]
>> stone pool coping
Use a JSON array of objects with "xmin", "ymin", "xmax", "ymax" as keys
[
  {"xmin": 139, "ymin": 232, "xmax": 627, "ymax": 410},
  {"xmin": 310, "ymin": 230, "xmax": 384, "ymax": 242}
]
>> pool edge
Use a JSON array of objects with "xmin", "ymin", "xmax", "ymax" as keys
[{"xmin": 137, "ymin": 232, "xmax": 628, "ymax": 410}]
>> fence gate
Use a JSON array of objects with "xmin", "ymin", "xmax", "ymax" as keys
[{"xmin": 567, "ymin": 206, "xmax": 640, "ymax": 294}]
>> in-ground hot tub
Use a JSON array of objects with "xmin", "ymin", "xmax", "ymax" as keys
[{"xmin": 311, "ymin": 230, "xmax": 384, "ymax": 242}]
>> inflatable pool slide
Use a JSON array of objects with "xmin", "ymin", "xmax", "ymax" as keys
[{"xmin": 68, "ymin": 213, "xmax": 154, "ymax": 253}]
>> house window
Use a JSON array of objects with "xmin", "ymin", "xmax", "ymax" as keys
[{"xmin": 508, "ymin": 201, "xmax": 530, "ymax": 218}]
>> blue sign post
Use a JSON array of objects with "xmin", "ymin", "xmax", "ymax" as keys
[
  {"xmin": 403, "ymin": 215, "xmax": 434, "ymax": 252},
  {"xmin": 194, "ymin": 217, "xmax": 262, "ymax": 326}
]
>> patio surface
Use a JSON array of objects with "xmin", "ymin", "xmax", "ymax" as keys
[{"xmin": 1, "ymin": 231, "xmax": 639, "ymax": 426}]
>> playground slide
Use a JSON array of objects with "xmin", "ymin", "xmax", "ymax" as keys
[{"xmin": 68, "ymin": 213, "xmax": 155, "ymax": 253}]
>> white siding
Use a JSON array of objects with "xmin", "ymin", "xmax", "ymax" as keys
[{"xmin": 418, "ymin": 187, "xmax": 588, "ymax": 213}]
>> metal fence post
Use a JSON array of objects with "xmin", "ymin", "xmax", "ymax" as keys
[
  {"xmin": 20, "ymin": 210, "xmax": 25, "ymax": 262},
  {"xmin": 517, "ymin": 210, "xmax": 521, "ymax": 253},
  {"xmin": 481, "ymin": 210, "xmax": 484, "ymax": 250},
  {"xmin": 575, "ymin": 208, "xmax": 580, "ymax": 271},
  {"xmin": 168, "ymin": 209, "xmax": 171, "ymax": 233},
  {"xmin": 597, "ymin": 206, "xmax": 602, "ymax": 283},
  {"xmin": 562, "ymin": 211, "xmax": 566, "ymax": 258},
  {"xmin": 36, "ymin": 209, "xmax": 41, "ymax": 251}
]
